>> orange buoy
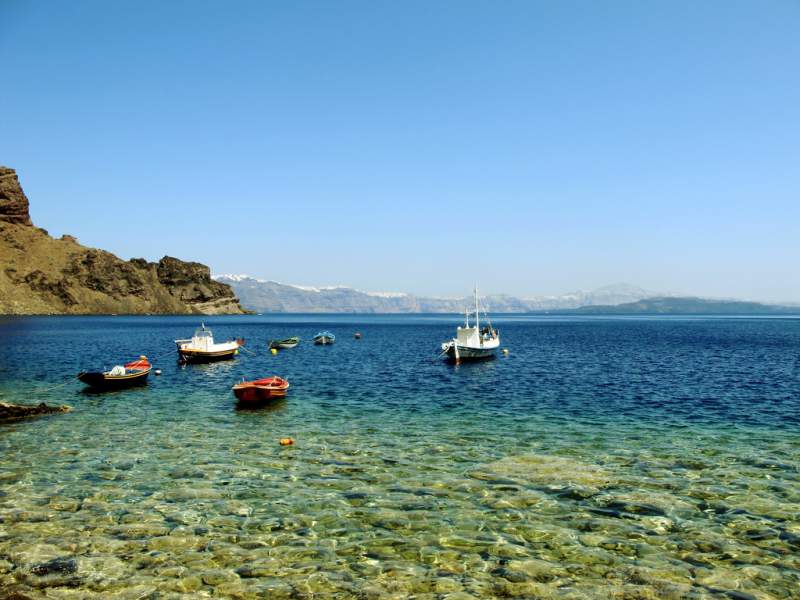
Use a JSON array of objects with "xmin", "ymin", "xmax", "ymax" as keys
[{"xmin": 279, "ymin": 437, "xmax": 294, "ymax": 446}]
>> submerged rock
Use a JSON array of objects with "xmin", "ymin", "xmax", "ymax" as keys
[
  {"xmin": 471, "ymin": 453, "xmax": 613, "ymax": 494},
  {"xmin": 30, "ymin": 557, "xmax": 78, "ymax": 576}
]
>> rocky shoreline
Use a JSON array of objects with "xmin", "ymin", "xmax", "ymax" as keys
[{"xmin": 0, "ymin": 401, "xmax": 71, "ymax": 423}]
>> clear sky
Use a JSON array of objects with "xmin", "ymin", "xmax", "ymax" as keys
[{"xmin": 2, "ymin": 1, "xmax": 798, "ymax": 301}]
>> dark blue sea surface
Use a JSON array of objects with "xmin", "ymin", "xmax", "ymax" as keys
[{"xmin": 1, "ymin": 315, "xmax": 799, "ymax": 597}]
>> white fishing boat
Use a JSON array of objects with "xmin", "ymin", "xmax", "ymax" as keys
[
  {"xmin": 441, "ymin": 287, "xmax": 500, "ymax": 361},
  {"xmin": 175, "ymin": 323, "xmax": 242, "ymax": 363}
]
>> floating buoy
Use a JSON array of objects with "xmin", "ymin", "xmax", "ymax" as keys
[
  {"xmin": 502, "ymin": 348, "xmax": 509, "ymax": 355},
  {"xmin": 270, "ymin": 348, "xmax": 278, "ymax": 355},
  {"xmin": 354, "ymin": 332, "xmax": 362, "ymax": 339},
  {"xmin": 154, "ymin": 369, "xmax": 162, "ymax": 376},
  {"xmin": 279, "ymin": 437, "xmax": 294, "ymax": 446}
]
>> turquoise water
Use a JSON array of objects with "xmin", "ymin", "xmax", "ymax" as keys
[{"xmin": 1, "ymin": 315, "xmax": 799, "ymax": 598}]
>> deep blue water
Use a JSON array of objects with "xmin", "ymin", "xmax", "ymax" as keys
[
  {"xmin": 2, "ymin": 314, "xmax": 798, "ymax": 427},
  {"xmin": 1, "ymin": 315, "xmax": 799, "ymax": 597}
]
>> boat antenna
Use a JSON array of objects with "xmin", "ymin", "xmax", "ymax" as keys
[
  {"xmin": 479, "ymin": 295, "xmax": 495, "ymax": 332},
  {"xmin": 475, "ymin": 284, "xmax": 480, "ymax": 332}
]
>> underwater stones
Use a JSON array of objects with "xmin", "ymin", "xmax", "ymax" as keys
[
  {"xmin": 0, "ymin": 559, "xmax": 13, "ymax": 574},
  {"xmin": 29, "ymin": 557, "xmax": 77, "ymax": 577},
  {"xmin": 490, "ymin": 566, "xmax": 529, "ymax": 583},
  {"xmin": 199, "ymin": 568, "xmax": 239, "ymax": 586},
  {"xmin": 507, "ymin": 559, "xmax": 567, "ymax": 583},
  {"xmin": 640, "ymin": 516, "xmax": 675, "ymax": 535},
  {"xmin": 7, "ymin": 543, "xmax": 63, "ymax": 567},
  {"xmin": 162, "ymin": 509, "xmax": 203, "ymax": 526},
  {"xmin": 148, "ymin": 534, "xmax": 208, "ymax": 553},
  {"xmin": 214, "ymin": 581, "xmax": 261, "ymax": 599},
  {"xmin": 368, "ymin": 514, "xmax": 411, "ymax": 531},
  {"xmin": 168, "ymin": 466, "xmax": 206, "ymax": 479},
  {"xmin": 206, "ymin": 515, "xmax": 242, "ymax": 531},
  {"xmin": 235, "ymin": 559, "xmax": 281, "ymax": 578},
  {"xmin": 111, "ymin": 523, "xmax": 171, "ymax": 539},
  {"xmin": 477, "ymin": 453, "xmax": 613, "ymax": 494},
  {"xmin": 220, "ymin": 500, "xmax": 252, "ymax": 517},
  {"xmin": 438, "ymin": 535, "xmax": 480, "ymax": 551},
  {"xmin": 78, "ymin": 555, "xmax": 130, "ymax": 581},
  {"xmin": 48, "ymin": 497, "xmax": 81, "ymax": 513},
  {"xmin": 172, "ymin": 575, "xmax": 202, "ymax": 592},
  {"xmin": 491, "ymin": 579, "xmax": 553, "ymax": 598},
  {"xmin": 18, "ymin": 557, "xmax": 81, "ymax": 590},
  {"xmin": 157, "ymin": 486, "xmax": 222, "ymax": 502},
  {"xmin": 155, "ymin": 566, "xmax": 187, "ymax": 578}
]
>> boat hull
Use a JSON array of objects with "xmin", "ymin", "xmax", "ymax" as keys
[
  {"xmin": 232, "ymin": 378, "xmax": 290, "ymax": 403},
  {"xmin": 314, "ymin": 336, "xmax": 334, "ymax": 345},
  {"xmin": 269, "ymin": 338, "xmax": 300, "ymax": 349},
  {"xmin": 178, "ymin": 348, "xmax": 237, "ymax": 363},
  {"xmin": 78, "ymin": 369, "xmax": 150, "ymax": 390},
  {"xmin": 443, "ymin": 344, "xmax": 497, "ymax": 361}
]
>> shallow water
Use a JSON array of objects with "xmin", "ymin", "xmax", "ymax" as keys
[{"xmin": 1, "ymin": 315, "xmax": 799, "ymax": 598}]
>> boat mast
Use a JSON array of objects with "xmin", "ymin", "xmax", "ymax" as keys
[{"xmin": 475, "ymin": 284, "xmax": 480, "ymax": 332}]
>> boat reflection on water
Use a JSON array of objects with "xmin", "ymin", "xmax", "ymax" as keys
[{"xmin": 234, "ymin": 397, "xmax": 288, "ymax": 413}]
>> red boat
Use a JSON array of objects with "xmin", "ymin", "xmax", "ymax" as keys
[{"xmin": 232, "ymin": 376, "xmax": 290, "ymax": 403}]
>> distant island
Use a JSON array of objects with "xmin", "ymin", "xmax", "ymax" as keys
[
  {"xmin": 552, "ymin": 296, "xmax": 799, "ymax": 315},
  {"xmin": 0, "ymin": 167, "xmax": 244, "ymax": 315},
  {"xmin": 216, "ymin": 275, "xmax": 799, "ymax": 315}
]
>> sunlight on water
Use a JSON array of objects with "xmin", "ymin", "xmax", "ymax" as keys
[{"xmin": 1, "ymin": 315, "xmax": 799, "ymax": 598}]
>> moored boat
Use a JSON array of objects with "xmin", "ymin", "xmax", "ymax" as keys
[
  {"xmin": 175, "ymin": 323, "xmax": 242, "ymax": 363},
  {"xmin": 313, "ymin": 331, "xmax": 335, "ymax": 345},
  {"xmin": 232, "ymin": 376, "xmax": 290, "ymax": 403},
  {"xmin": 78, "ymin": 356, "xmax": 152, "ymax": 390},
  {"xmin": 441, "ymin": 287, "xmax": 500, "ymax": 362},
  {"xmin": 269, "ymin": 336, "xmax": 300, "ymax": 349}
]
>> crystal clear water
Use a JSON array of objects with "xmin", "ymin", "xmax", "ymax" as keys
[{"xmin": 1, "ymin": 315, "xmax": 799, "ymax": 599}]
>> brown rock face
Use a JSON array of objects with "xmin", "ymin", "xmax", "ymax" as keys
[
  {"xmin": 0, "ymin": 167, "xmax": 245, "ymax": 315},
  {"xmin": 0, "ymin": 167, "xmax": 33, "ymax": 226},
  {"xmin": 157, "ymin": 256, "xmax": 238, "ymax": 305}
]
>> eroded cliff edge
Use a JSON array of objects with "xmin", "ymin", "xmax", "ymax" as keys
[{"xmin": 0, "ymin": 167, "xmax": 244, "ymax": 315}]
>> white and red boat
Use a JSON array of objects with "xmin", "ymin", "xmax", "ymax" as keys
[{"xmin": 232, "ymin": 376, "xmax": 290, "ymax": 403}]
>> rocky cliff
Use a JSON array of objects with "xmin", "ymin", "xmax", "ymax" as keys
[{"xmin": 0, "ymin": 167, "xmax": 244, "ymax": 315}]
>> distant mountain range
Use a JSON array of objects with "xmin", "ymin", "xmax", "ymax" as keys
[
  {"xmin": 565, "ymin": 297, "xmax": 799, "ymax": 315},
  {"xmin": 213, "ymin": 276, "xmax": 798, "ymax": 314}
]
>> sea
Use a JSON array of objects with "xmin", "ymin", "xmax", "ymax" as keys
[{"xmin": 0, "ymin": 314, "xmax": 799, "ymax": 598}]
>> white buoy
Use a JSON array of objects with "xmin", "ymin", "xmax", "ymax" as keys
[{"xmin": 154, "ymin": 368, "xmax": 162, "ymax": 375}]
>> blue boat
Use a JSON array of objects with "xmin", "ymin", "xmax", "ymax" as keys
[{"xmin": 313, "ymin": 331, "xmax": 335, "ymax": 345}]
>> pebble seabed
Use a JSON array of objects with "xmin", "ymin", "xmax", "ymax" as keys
[{"xmin": 0, "ymin": 315, "xmax": 799, "ymax": 598}]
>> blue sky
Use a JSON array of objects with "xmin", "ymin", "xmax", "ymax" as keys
[{"xmin": 2, "ymin": 1, "xmax": 798, "ymax": 301}]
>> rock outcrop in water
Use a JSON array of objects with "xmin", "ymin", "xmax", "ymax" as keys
[
  {"xmin": 0, "ymin": 166, "xmax": 244, "ymax": 315},
  {"xmin": 0, "ymin": 402, "xmax": 71, "ymax": 422}
]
